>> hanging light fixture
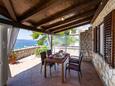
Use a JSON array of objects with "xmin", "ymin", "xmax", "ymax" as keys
[{"xmin": 61, "ymin": 17, "xmax": 65, "ymax": 21}]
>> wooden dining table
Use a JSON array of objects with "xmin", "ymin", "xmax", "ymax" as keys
[{"xmin": 44, "ymin": 53, "xmax": 70, "ymax": 83}]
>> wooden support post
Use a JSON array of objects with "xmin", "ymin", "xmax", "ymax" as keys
[
  {"xmin": 65, "ymin": 33, "xmax": 67, "ymax": 52},
  {"xmin": 51, "ymin": 35, "xmax": 53, "ymax": 52},
  {"xmin": 0, "ymin": 24, "xmax": 8, "ymax": 86}
]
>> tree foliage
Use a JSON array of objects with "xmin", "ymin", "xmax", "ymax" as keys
[
  {"xmin": 31, "ymin": 28, "xmax": 78, "ymax": 46},
  {"xmin": 31, "ymin": 32, "xmax": 49, "ymax": 55},
  {"xmin": 31, "ymin": 32, "xmax": 47, "ymax": 45},
  {"xmin": 53, "ymin": 29, "xmax": 77, "ymax": 46}
]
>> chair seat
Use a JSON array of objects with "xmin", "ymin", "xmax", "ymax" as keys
[
  {"xmin": 69, "ymin": 58, "xmax": 80, "ymax": 64},
  {"xmin": 66, "ymin": 63, "xmax": 80, "ymax": 71}
]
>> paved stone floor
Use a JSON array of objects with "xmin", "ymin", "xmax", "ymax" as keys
[{"xmin": 8, "ymin": 55, "xmax": 104, "ymax": 86}]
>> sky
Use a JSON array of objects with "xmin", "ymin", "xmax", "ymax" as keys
[{"xmin": 17, "ymin": 29, "xmax": 33, "ymax": 40}]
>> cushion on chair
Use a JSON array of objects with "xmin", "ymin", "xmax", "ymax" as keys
[
  {"xmin": 69, "ymin": 58, "xmax": 80, "ymax": 64},
  {"xmin": 66, "ymin": 63, "xmax": 80, "ymax": 71}
]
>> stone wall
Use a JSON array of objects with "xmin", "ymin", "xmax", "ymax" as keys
[
  {"xmin": 92, "ymin": 0, "xmax": 115, "ymax": 86},
  {"xmin": 80, "ymin": 28, "xmax": 93, "ymax": 61},
  {"xmin": 93, "ymin": 54, "xmax": 115, "ymax": 86},
  {"xmin": 14, "ymin": 46, "xmax": 40, "ymax": 60}
]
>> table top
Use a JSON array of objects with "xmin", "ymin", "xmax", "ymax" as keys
[{"xmin": 44, "ymin": 53, "xmax": 70, "ymax": 63}]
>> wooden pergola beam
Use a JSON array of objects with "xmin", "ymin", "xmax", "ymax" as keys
[
  {"xmin": 18, "ymin": 0, "xmax": 55, "ymax": 21},
  {"xmin": 35, "ymin": 0, "xmax": 99, "ymax": 26},
  {"xmin": 51, "ymin": 17, "xmax": 91, "ymax": 33},
  {"xmin": 2, "ymin": 0, "xmax": 17, "ymax": 21},
  {"xmin": 46, "ymin": 10, "xmax": 95, "ymax": 31},
  {"xmin": 0, "ymin": 18, "xmax": 46, "ymax": 33},
  {"xmin": 0, "ymin": 6, "xmax": 11, "ymax": 18},
  {"xmin": 54, "ymin": 21, "xmax": 90, "ymax": 33},
  {"xmin": 50, "ymin": 16, "xmax": 92, "ymax": 32}
]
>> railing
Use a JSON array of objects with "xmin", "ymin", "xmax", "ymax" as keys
[
  {"xmin": 13, "ymin": 46, "xmax": 80, "ymax": 60},
  {"xmin": 14, "ymin": 46, "xmax": 40, "ymax": 60},
  {"xmin": 53, "ymin": 46, "xmax": 79, "ymax": 56}
]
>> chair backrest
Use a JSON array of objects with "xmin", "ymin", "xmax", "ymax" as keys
[
  {"xmin": 40, "ymin": 51, "xmax": 46, "ymax": 65},
  {"xmin": 79, "ymin": 52, "xmax": 83, "ymax": 68},
  {"xmin": 47, "ymin": 50, "xmax": 52, "ymax": 56}
]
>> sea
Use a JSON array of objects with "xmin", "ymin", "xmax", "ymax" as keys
[{"xmin": 14, "ymin": 39, "xmax": 37, "ymax": 49}]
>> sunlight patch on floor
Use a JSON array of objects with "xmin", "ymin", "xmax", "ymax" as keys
[{"xmin": 9, "ymin": 55, "xmax": 41, "ymax": 77}]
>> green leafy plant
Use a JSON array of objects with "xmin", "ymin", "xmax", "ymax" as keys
[
  {"xmin": 35, "ymin": 46, "xmax": 48, "ymax": 56},
  {"xmin": 31, "ymin": 32, "xmax": 49, "ymax": 46}
]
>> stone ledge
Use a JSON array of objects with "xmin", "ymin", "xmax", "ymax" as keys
[{"xmin": 13, "ymin": 46, "xmax": 40, "ymax": 60}]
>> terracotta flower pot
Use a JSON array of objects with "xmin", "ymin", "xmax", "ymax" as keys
[
  {"xmin": 9, "ymin": 58, "xmax": 16, "ymax": 64},
  {"xmin": 9, "ymin": 53, "xmax": 17, "ymax": 64}
]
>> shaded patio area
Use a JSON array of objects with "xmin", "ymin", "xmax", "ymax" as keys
[{"xmin": 8, "ymin": 55, "xmax": 103, "ymax": 86}]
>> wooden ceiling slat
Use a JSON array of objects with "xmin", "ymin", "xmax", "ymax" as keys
[
  {"xmin": 49, "ymin": 16, "xmax": 93, "ymax": 33},
  {"xmin": 54, "ymin": 21, "xmax": 90, "ymax": 33},
  {"xmin": 18, "ymin": 0, "xmax": 55, "ymax": 21},
  {"xmin": 35, "ymin": 0, "xmax": 99, "ymax": 27},
  {"xmin": 21, "ymin": 0, "xmax": 80, "ymax": 23},
  {"xmin": 45, "ymin": 9, "xmax": 95, "ymax": 31},
  {"xmin": 51, "ymin": 17, "xmax": 91, "ymax": 33},
  {"xmin": 0, "ymin": 18, "xmax": 45, "ymax": 33},
  {"xmin": 2, "ymin": 0, "xmax": 17, "ymax": 21},
  {"xmin": 91, "ymin": 0, "xmax": 109, "ymax": 23},
  {"xmin": 0, "ymin": 0, "xmax": 102, "ymax": 34}
]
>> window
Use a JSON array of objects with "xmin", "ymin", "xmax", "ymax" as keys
[
  {"xmin": 93, "ymin": 26, "xmax": 100, "ymax": 53},
  {"xmin": 94, "ymin": 24, "xmax": 104, "ymax": 56},
  {"xmin": 94, "ymin": 10, "xmax": 115, "ymax": 68},
  {"xmin": 96, "ymin": 26, "xmax": 100, "ymax": 53}
]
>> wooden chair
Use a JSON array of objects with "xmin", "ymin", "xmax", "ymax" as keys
[
  {"xmin": 40, "ymin": 51, "xmax": 55, "ymax": 76},
  {"xmin": 65, "ymin": 52, "xmax": 83, "ymax": 81},
  {"xmin": 47, "ymin": 49, "xmax": 57, "ymax": 70},
  {"xmin": 69, "ymin": 52, "xmax": 83, "ymax": 64},
  {"xmin": 47, "ymin": 50, "xmax": 52, "ymax": 57}
]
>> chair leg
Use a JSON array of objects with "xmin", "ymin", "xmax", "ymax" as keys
[
  {"xmin": 65, "ymin": 68, "xmax": 67, "ymax": 79},
  {"xmin": 40, "ymin": 64, "xmax": 43, "ymax": 73},
  {"xmin": 49, "ymin": 66, "xmax": 52, "ymax": 76},
  {"xmin": 68, "ymin": 69, "xmax": 71, "ymax": 77},
  {"xmin": 54, "ymin": 64, "xmax": 56, "ymax": 71},
  {"xmin": 80, "ymin": 71, "xmax": 82, "ymax": 77},
  {"xmin": 78, "ymin": 72, "xmax": 81, "ymax": 82}
]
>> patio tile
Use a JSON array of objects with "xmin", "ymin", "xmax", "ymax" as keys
[{"xmin": 8, "ymin": 55, "xmax": 103, "ymax": 86}]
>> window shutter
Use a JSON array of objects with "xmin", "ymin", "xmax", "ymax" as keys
[{"xmin": 104, "ymin": 10, "xmax": 115, "ymax": 67}]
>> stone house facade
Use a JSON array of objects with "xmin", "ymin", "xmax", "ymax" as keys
[{"xmin": 80, "ymin": 0, "xmax": 115, "ymax": 86}]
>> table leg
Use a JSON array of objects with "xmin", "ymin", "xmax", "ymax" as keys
[
  {"xmin": 44, "ymin": 61, "xmax": 47, "ymax": 78},
  {"xmin": 61, "ymin": 63, "xmax": 64, "ymax": 83}
]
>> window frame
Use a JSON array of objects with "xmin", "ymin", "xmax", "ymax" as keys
[{"xmin": 99, "ymin": 23, "xmax": 104, "ymax": 57}]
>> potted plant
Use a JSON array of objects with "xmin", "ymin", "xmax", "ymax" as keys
[{"xmin": 9, "ymin": 52, "xmax": 17, "ymax": 64}]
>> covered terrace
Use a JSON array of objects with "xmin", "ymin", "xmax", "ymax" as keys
[{"xmin": 1, "ymin": 0, "xmax": 115, "ymax": 86}]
